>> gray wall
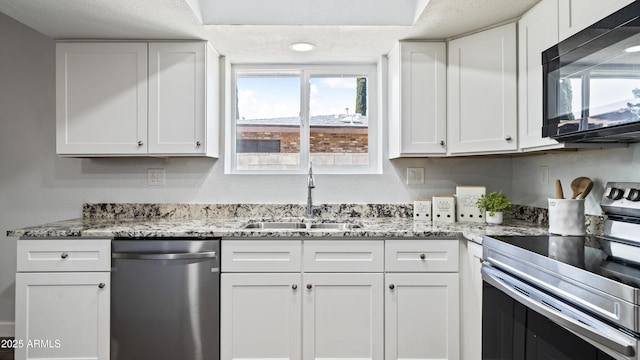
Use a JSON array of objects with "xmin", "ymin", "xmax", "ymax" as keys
[{"xmin": 0, "ymin": 13, "xmax": 514, "ymax": 334}]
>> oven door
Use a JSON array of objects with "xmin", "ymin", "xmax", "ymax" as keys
[{"xmin": 482, "ymin": 265, "xmax": 638, "ymax": 360}]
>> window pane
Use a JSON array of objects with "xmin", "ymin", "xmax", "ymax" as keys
[
  {"xmin": 236, "ymin": 76, "xmax": 301, "ymax": 170},
  {"xmin": 309, "ymin": 76, "xmax": 368, "ymax": 166}
]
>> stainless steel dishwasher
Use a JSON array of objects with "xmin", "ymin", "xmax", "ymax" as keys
[{"xmin": 110, "ymin": 238, "xmax": 220, "ymax": 360}]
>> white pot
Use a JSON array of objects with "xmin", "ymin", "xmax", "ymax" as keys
[{"xmin": 485, "ymin": 211, "xmax": 503, "ymax": 225}]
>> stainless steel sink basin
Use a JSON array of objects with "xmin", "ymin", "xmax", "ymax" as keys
[
  {"xmin": 243, "ymin": 222, "xmax": 307, "ymax": 229},
  {"xmin": 243, "ymin": 221, "xmax": 363, "ymax": 230},
  {"xmin": 308, "ymin": 222, "xmax": 363, "ymax": 230}
]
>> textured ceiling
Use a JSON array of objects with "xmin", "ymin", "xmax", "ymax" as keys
[{"xmin": 0, "ymin": 0, "xmax": 541, "ymax": 62}]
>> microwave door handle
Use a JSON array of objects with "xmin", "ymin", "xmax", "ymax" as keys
[{"xmin": 482, "ymin": 266, "xmax": 636, "ymax": 357}]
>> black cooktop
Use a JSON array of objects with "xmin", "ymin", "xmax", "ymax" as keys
[{"xmin": 489, "ymin": 235, "xmax": 640, "ymax": 289}]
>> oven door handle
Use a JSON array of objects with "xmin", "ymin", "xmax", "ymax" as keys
[{"xmin": 482, "ymin": 265, "xmax": 636, "ymax": 357}]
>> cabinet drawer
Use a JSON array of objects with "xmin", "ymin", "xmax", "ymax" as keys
[
  {"xmin": 17, "ymin": 239, "xmax": 111, "ymax": 272},
  {"xmin": 222, "ymin": 240, "xmax": 302, "ymax": 272},
  {"xmin": 303, "ymin": 240, "xmax": 384, "ymax": 272},
  {"xmin": 385, "ymin": 240, "xmax": 459, "ymax": 272}
]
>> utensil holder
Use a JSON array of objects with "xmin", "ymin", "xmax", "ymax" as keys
[{"xmin": 548, "ymin": 198, "xmax": 585, "ymax": 236}]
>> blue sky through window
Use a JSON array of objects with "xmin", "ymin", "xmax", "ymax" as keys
[{"xmin": 236, "ymin": 76, "xmax": 360, "ymax": 120}]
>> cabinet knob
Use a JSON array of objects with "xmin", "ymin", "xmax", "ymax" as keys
[
  {"xmin": 440, "ymin": 140, "xmax": 445, "ymax": 146},
  {"xmin": 505, "ymin": 136, "xmax": 512, "ymax": 141},
  {"xmin": 98, "ymin": 283, "xmax": 106, "ymax": 289},
  {"xmin": 292, "ymin": 284, "xmax": 298, "ymax": 290},
  {"xmin": 60, "ymin": 253, "xmax": 69, "ymax": 259},
  {"xmin": 389, "ymin": 284, "xmax": 395, "ymax": 290},
  {"xmin": 137, "ymin": 141, "xmax": 144, "ymax": 146},
  {"xmin": 306, "ymin": 284, "xmax": 313, "ymax": 290},
  {"xmin": 196, "ymin": 141, "xmax": 202, "ymax": 147},
  {"xmin": 420, "ymin": 253, "xmax": 426, "ymax": 260}
]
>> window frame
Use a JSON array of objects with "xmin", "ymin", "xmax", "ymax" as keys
[{"xmin": 226, "ymin": 63, "xmax": 380, "ymax": 175}]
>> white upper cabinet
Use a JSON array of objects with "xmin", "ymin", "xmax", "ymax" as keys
[
  {"xmin": 388, "ymin": 41, "xmax": 447, "ymax": 158},
  {"xmin": 558, "ymin": 0, "xmax": 634, "ymax": 41},
  {"xmin": 447, "ymin": 23, "xmax": 518, "ymax": 155},
  {"xmin": 148, "ymin": 42, "xmax": 218, "ymax": 156},
  {"xmin": 518, "ymin": 0, "xmax": 563, "ymax": 151},
  {"xmin": 56, "ymin": 41, "xmax": 219, "ymax": 157},
  {"xmin": 56, "ymin": 43, "xmax": 148, "ymax": 155}
]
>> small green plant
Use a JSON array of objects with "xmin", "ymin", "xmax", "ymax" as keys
[{"xmin": 477, "ymin": 191, "xmax": 512, "ymax": 216}]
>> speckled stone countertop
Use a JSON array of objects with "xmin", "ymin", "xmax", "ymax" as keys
[{"xmin": 7, "ymin": 203, "xmax": 556, "ymax": 243}]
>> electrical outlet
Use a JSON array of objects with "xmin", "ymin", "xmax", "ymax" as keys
[
  {"xmin": 407, "ymin": 168, "xmax": 425, "ymax": 185},
  {"xmin": 148, "ymin": 168, "xmax": 165, "ymax": 186},
  {"xmin": 539, "ymin": 166, "xmax": 549, "ymax": 186}
]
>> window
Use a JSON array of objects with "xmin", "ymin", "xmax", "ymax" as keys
[{"xmin": 226, "ymin": 65, "xmax": 379, "ymax": 174}]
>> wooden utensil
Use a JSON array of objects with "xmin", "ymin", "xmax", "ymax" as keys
[
  {"xmin": 570, "ymin": 177, "xmax": 592, "ymax": 199},
  {"xmin": 577, "ymin": 179, "xmax": 594, "ymax": 200},
  {"xmin": 555, "ymin": 179, "xmax": 564, "ymax": 199}
]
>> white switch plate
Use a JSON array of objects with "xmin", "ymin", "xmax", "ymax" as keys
[
  {"xmin": 148, "ymin": 168, "xmax": 165, "ymax": 186},
  {"xmin": 407, "ymin": 168, "xmax": 425, "ymax": 185},
  {"xmin": 539, "ymin": 166, "xmax": 549, "ymax": 186}
]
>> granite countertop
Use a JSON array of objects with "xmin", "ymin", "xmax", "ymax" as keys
[
  {"xmin": 6, "ymin": 216, "xmax": 549, "ymax": 244},
  {"xmin": 6, "ymin": 203, "xmax": 555, "ymax": 243}
]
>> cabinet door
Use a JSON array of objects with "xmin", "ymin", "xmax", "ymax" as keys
[
  {"xmin": 385, "ymin": 273, "xmax": 460, "ymax": 360},
  {"xmin": 460, "ymin": 241, "xmax": 483, "ymax": 360},
  {"xmin": 518, "ymin": 0, "xmax": 562, "ymax": 151},
  {"xmin": 388, "ymin": 42, "xmax": 447, "ymax": 157},
  {"xmin": 148, "ymin": 42, "xmax": 206, "ymax": 155},
  {"xmin": 448, "ymin": 23, "xmax": 517, "ymax": 155},
  {"xmin": 221, "ymin": 273, "xmax": 302, "ymax": 360},
  {"xmin": 56, "ymin": 43, "xmax": 148, "ymax": 155},
  {"xmin": 14, "ymin": 272, "xmax": 110, "ymax": 360},
  {"xmin": 302, "ymin": 273, "xmax": 383, "ymax": 360},
  {"xmin": 558, "ymin": 0, "xmax": 634, "ymax": 40}
]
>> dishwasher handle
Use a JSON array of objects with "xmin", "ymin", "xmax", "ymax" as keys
[{"xmin": 112, "ymin": 251, "xmax": 217, "ymax": 260}]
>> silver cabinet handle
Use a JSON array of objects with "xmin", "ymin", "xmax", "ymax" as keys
[
  {"xmin": 61, "ymin": 253, "xmax": 69, "ymax": 259},
  {"xmin": 196, "ymin": 141, "xmax": 202, "ymax": 147},
  {"xmin": 112, "ymin": 251, "xmax": 217, "ymax": 260},
  {"xmin": 292, "ymin": 284, "xmax": 298, "ymax": 290},
  {"xmin": 137, "ymin": 141, "xmax": 144, "ymax": 146},
  {"xmin": 98, "ymin": 283, "xmax": 106, "ymax": 289},
  {"xmin": 420, "ymin": 253, "xmax": 426, "ymax": 260},
  {"xmin": 306, "ymin": 284, "xmax": 313, "ymax": 289},
  {"xmin": 389, "ymin": 284, "xmax": 395, "ymax": 290}
]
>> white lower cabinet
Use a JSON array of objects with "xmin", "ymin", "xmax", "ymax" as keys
[
  {"xmin": 221, "ymin": 239, "xmax": 459, "ymax": 360},
  {"xmin": 460, "ymin": 240, "xmax": 483, "ymax": 360},
  {"xmin": 221, "ymin": 273, "xmax": 302, "ymax": 360},
  {"xmin": 15, "ymin": 239, "xmax": 111, "ymax": 360},
  {"xmin": 303, "ymin": 273, "xmax": 384, "ymax": 360},
  {"xmin": 385, "ymin": 273, "xmax": 459, "ymax": 360}
]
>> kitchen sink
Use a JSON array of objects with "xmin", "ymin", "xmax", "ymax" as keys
[
  {"xmin": 243, "ymin": 221, "xmax": 307, "ymax": 229},
  {"xmin": 308, "ymin": 223, "xmax": 362, "ymax": 230},
  {"xmin": 243, "ymin": 221, "xmax": 363, "ymax": 230}
]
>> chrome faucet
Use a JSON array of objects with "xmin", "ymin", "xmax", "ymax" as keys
[{"xmin": 306, "ymin": 162, "xmax": 317, "ymax": 218}]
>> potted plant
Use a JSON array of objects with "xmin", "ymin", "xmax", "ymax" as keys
[{"xmin": 476, "ymin": 190, "xmax": 512, "ymax": 225}]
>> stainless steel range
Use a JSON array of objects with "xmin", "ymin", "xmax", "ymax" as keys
[{"xmin": 482, "ymin": 182, "xmax": 640, "ymax": 360}]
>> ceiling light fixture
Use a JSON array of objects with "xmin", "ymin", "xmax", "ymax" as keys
[{"xmin": 289, "ymin": 42, "xmax": 315, "ymax": 52}]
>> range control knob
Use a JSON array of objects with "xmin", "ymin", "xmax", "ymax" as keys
[
  {"xmin": 606, "ymin": 187, "xmax": 624, "ymax": 200},
  {"xmin": 625, "ymin": 188, "xmax": 640, "ymax": 202}
]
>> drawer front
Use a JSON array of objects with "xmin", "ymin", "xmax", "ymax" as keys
[
  {"xmin": 385, "ymin": 240, "xmax": 459, "ymax": 272},
  {"xmin": 17, "ymin": 239, "xmax": 111, "ymax": 272},
  {"xmin": 303, "ymin": 240, "xmax": 384, "ymax": 272},
  {"xmin": 222, "ymin": 240, "xmax": 302, "ymax": 272}
]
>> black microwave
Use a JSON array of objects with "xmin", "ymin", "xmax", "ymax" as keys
[{"xmin": 542, "ymin": 1, "xmax": 640, "ymax": 143}]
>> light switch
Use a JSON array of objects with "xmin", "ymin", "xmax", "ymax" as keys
[{"xmin": 407, "ymin": 168, "xmax": 425, "ymax": 185}]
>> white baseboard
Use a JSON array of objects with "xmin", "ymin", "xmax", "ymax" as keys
[{"xmin": 0, "ymin": 322, "xmax": 14, "ymax": 337}]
